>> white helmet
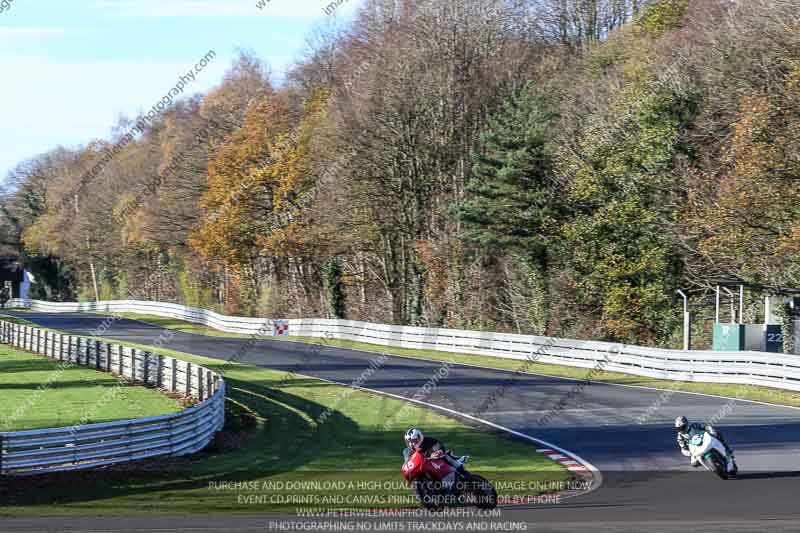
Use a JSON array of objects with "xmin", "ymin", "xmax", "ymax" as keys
[
  {"xmin": 675, "ymin": 416, "xmax": 688, "ymax": 432},
  {"xmin": 405, "ymin": 428, "xmax": 424, "ymax": 449}
]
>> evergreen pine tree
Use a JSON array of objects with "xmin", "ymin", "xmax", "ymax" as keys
[{"xmin": 458, "ymin": 83, "xmax": 557, "ymax": 265}]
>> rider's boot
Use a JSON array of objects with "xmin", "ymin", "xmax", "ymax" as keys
[
  {"xmin": 722, "ymin": 444, "xmax": 736, "ymax": 472},
  {"xmin": 726, "ymin": 452, "xmax": 738, "ymax": 473}
]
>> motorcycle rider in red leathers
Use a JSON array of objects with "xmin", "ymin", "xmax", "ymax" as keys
[{"xmin": 403, "ymin": 428, "xmax": 468, "ymax": 492}]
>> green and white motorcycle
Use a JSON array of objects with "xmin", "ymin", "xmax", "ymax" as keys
[{"xmin": 687, "ymin": 427, "xmax": 738, "ymax": 480}]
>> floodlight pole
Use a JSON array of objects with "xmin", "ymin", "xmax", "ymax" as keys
[
  {"xmin": 678, "ymin": 290, "xmax": 691, "ymax": 351},
  {"xmin": 765, "ymin": 295, "xmax": 771, "ymax": 325},
  {"xmin": 739, "ymin": 285, "xmax": 744, "ymax": 325},
  {"xmin": 722, "ymin": 287, "xmax": 735, "ymax": 323}
]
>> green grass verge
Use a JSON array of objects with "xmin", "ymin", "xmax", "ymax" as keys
[
  {"xmin": 0, "ymin": 343, "xmax": 181, "ymax": 432},
  {"xmin": 105, "ymin": 312, "xmax": 800, "ymax": 409},
  {"xmin": 0, "ymin": 326, "xmax": 571, "ymax": 516}
]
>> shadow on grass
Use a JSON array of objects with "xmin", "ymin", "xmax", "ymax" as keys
[
  {"xmin": 0, "ymin": 359, "xmax": 74, "ymax": 374},
  {"xmin": 0, "ymin": 377, "xmax": 360, "ymax": 510},
  {"xmin": 0, "ymin": 379, "xmax": 137, "ymax": 391},
  {"xmin": 0, "ymin": 373, "xmax": 561, "ymax": 515}
]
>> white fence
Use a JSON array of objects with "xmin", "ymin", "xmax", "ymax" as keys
[
  {"xmin": 286, "ymin": 318, "xmax": 800, "ymax": 392},
  {"xmin": 7, "ymin": 298, "xmax": 285, "ymax": 336},
  {"xmin": 0, "ymin": 319, "xmax": 225, "ymax": 476},
  {"xmin": 8, "ymin": 298, "xmax": 800, "ymax": 393}
]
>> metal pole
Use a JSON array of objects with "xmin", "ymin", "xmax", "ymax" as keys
[
  {"xmin": 722, "ymin": 287, "xmax": 735, "ymax": 323},
  {"xmin": 677, "ymin": 290, "xmax": 688, "ymax": 315},
  {"xmin": 739, "ymin": 285, "xmax": 744, "ymax": 325},
  {"xmin": 731, "ymin": 296, "xmax": 735, "ymax": 323},
  {"xmin": 765, "ymin": 295, "xmax": 771, "ymax": 325},
  {"xmin": 715, "ymin": 286, "xmax": 720, "ymax": 324},
  {"xmin": 684, "ymin": 311, "xmax": 692, "ymax": 351},
  {"xmin": 677, "ymin": 290, "xmax": 690, "ymax": 351}
]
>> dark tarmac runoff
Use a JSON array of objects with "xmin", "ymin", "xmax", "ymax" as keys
[{"xmin": 2, "ymin": 310, "xmax": 800, "ymax": 533}]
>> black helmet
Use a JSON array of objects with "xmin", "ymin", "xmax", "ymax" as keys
[{"xmin": 674, "ymin": 416, "xmax": 688, "ymax": 433}]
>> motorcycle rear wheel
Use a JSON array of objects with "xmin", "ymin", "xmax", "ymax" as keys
[
  {"xmin": 707, "ymin": 450, "xmax": 729, "ymax": 480},
  {"xmin": 463, "ymin": 474, "xmax": 498, "ymax": 510}
]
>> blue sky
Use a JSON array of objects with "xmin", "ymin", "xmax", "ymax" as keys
[{"xmin": 0, "ymin": 0, "xmax": 362, "ymax": 182}]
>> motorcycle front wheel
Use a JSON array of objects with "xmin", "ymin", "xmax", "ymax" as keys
[{"xmin": 706, "ymin": 450, "xmax": 729, "ymax": 480}]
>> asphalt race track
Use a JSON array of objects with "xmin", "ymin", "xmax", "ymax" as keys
[{"xmin": 3, "ymin": 310, "xmax": 800, "ymax": 533}]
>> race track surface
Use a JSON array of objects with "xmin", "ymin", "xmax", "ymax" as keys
[{"xmin": 3, "ymin": 310, "xmax": 800, "ymax": 532}]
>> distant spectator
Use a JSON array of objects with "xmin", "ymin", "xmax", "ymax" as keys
[{"xmin": 0, "ymin": 286, "xmax": 9, "ymax": 309}]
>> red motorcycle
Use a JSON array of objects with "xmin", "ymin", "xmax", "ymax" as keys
[{"xmin": 401, "ymin": 450, "xmax": 497, "ymax": 510}]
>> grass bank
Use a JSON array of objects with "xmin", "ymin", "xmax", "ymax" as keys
[
  {"xmin": 0, "ymin": 342, "xmax": 181, "ymax": 432},
  {"xmin": 0, "ymin": 323, "xmax": 570, "ymax": 516}
]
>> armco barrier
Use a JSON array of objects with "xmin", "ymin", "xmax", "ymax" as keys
[
  {"xmin": 8, "ymin": 298, "xmax": 800, "ymax": 393},
  {"xmin": 7, "ymin": 298, "xmax": 283, "ymax": 336},
  {"xmin": 0, "ymin": 319, "xmax": 225, "ymax": 475}
]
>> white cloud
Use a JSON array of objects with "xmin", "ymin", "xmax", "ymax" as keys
[{"xmin": 92, "ymin": 0, "xmax": 358, "ymax": 18}]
